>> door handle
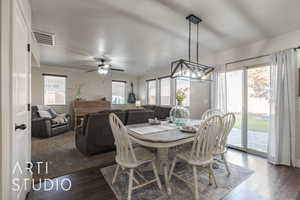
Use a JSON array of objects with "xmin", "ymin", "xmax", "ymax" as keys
[{"xmin": 15, "ymin": 124, "xmax": 27, "ymax": 131}]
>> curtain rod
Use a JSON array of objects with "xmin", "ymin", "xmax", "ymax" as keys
[{"xmin": 225, "ymin": 46, "xmax": 300, "ymax": 66}]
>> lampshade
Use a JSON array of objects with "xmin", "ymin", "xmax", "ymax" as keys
[
  {"xmin": 135, "ymin": 100, "xmax": 141, "ymax": 107},
  {"xmin": 171, "ymin": 59, "xmax": 213, "ymax": 81}
]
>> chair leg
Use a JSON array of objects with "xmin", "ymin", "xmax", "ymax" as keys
[
  {"xmin": 208, "ymin": 169, "xmax": 212, "ymax": 185},
  {"xmin": 209, "ymin": 163, "xmax": 218, "ymax": 188},
  {"xmin": 222, "ymin": 154, "xmax": 231, "ymax": 176},
  {"xmin": 164, "ymin": 164, "xmax": 172, "ymax": 195},
  {"xmin": 168, "ymin": 157, "xmax": 177, "ymax": 180},
  {"xmin": 151, "ymin": 161, "xmax": 162, "ymax": 190},
  {"xmin": 112, "ymin": 164, "xmax": 120, "ymax": 184},
  {"xmin": 193, "ymin": 166, "xmax": 199, "ymax": 200},
  {"xmin": 128, "ymin": 169, "xmax": 134, "ymax": 200}
]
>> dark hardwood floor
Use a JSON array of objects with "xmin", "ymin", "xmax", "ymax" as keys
[{"xmin": 28, "ymin": 149, "xmax": 300, "ymax": 200}]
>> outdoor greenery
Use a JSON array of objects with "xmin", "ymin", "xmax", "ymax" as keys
[
  {"xmin": 176, "ymin": 88, "xmax": 188, "ymax": 105},
  {"xmin": 233, "ymin": 113, "xmax": 269, "ymax": 133},
  {"xmin": 248, "ymin": 67, "xmax": 270, "ymax": 100}
]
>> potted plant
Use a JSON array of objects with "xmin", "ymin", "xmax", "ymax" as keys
[{"xmin": 170, "ymin": 88, "xmax": 190, "ymax": 125}]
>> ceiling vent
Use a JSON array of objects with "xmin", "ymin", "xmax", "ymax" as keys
[{"xmin": 33, "ymin": 31, "xmax": 55, "ymax": 46}]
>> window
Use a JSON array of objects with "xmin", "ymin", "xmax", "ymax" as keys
[
  {"xmin": 175, "ymin": 79, "xmax": 190, "ymax": 107},
  {"xmin": 159, "ymin": 77, "xmax": 171, "ymax": 105},
  {"xmin": 147, "ymin": 79, "xmax": 156, "ymax": 104},
  {"xmin": 44, "ymin": 74, "xmax": 66, "ymax": 105},
  {"xmin": 112, "ymin": 81, "xmax": 126, "ymax": 104}
]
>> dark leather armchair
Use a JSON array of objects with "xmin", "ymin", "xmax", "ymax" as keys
[
  {"xmin": 31, "ymin": 106, "xmax": 71, "ymax": 138},
  {"xmin": 75, "ymin": 110, "xmax": 126, "ymax": 156}
]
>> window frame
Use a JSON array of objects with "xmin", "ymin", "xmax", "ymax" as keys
[
  {"xmin": 43, "ymin": 73, "xmax": 67, "ymax": 106},
  {"xmin": 146, "ymin": 79, "xmax": 157, "ymax": 105},
  {"xmin": 158, "ymin": 76, "xmax": 171, "ymax": 106},
  {"xmin": 112, "ymin": 80, "xmax": 127, "ymax": 105}
]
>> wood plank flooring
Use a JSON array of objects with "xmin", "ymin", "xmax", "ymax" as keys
[{"xmin": 28, "ymin": 149, "xmax": 300, "ymax": 200}]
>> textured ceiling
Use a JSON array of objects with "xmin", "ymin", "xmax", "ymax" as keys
[{"xmin": 31, "ymin": 0, "xmax": 300, "ymax": 75}]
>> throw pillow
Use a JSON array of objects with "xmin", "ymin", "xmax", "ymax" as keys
[
  {"xmin": 47, "ymin": 109, "xmax": 57, "ymax": 119},
  {"xmin": 38, "ymin": 110, "xmax": 52, "ymax": 119}
]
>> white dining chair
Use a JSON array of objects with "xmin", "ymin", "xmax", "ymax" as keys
[
  {"xmin": 201, "ymin": 109, "xmax": 223, "ymax": 121},
  {"xmin": 168, "ymin": 115, "xmax": 223, "ymax": 200},
  {"xmin": 109, "ymin": 113, "xmax": 162, "ymax": 200},
  {"xmin": 213, "ymin": 113, "xmax": 236, "ymax": 176}
]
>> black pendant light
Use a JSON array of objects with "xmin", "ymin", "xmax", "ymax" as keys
[{"xmin": 171, "ymin": 14, "xmax": 214, "ymax": 81}]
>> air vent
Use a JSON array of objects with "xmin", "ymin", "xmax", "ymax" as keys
[{"xmin": 33, "ymin": 31, "xmax": 55, "ymax": 46}]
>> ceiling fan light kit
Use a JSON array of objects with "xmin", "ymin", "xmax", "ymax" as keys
[
  {"xmin": 171, "ymin": 14, "xmax": 214, "ymax": 81},
  {"xmin": 98, "ymin": 67, "xmax": 109, "ymax": 75},
  {"xmin": 86, "ymin": 57, "xmax": 125, "ymax": 74}
]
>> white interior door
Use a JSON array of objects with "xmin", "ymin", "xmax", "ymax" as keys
[{"xmin": 11, "ymin": 1, "xmax": 31, "ymax": 199}]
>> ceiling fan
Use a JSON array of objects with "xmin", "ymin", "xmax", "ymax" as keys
[{"xmin": 85, "ymin": 58, "xmax": 125, "ymax": 75}]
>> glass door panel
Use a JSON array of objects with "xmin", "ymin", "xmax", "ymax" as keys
[
  {"xmin": 226, "ymin": 70, "xmax": 243, "ymax": 148},
  {"xmin": 247, "ymin": 66, "xmax": 270, "ymax": 153}
]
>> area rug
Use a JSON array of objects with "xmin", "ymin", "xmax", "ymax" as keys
[
  {"xmin": 101, "ymin": 162, "xmax": 253, "ymax": 200},
  {"xmin": 32, "ymin": 131, "xmax": 115, "ymax": 180}
]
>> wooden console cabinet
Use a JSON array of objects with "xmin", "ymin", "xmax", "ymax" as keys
[{"xmin": 73, "ymin": 100, "xmax": 111, "ymax": 128}]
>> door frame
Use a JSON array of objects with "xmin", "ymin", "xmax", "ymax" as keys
[
  {"xmin": 1, "ymin": 0, "xmax": 13, "ymax": 199},
  {"xmin": 1, "ymin": 0, "xmax": 31, "ymax": 199},
  {"xmin": 227, "ymin": 64, "xmax": 270, "ymax": 157}
]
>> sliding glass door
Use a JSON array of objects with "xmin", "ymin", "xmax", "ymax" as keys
[
  {"xmin": 247, "ymin": 66, "xmax": 270, "ymax": 154},
  {"xmin": 227, "ymin": 65, "xmax": 270, "ymax": 155}
]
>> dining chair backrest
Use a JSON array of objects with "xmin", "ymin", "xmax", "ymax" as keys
[
  {"xmin": 215, "ymin": 113, "xmax": 236, "ymax": 153},
  {"xmin": 109, "ymin": 113, "xmax": 137, "ymax": 165},
  {"xmin": 201, "ymin": 109, "xmax": 224, "ymax": 121},
  {"xmin": 189, "ymin": 115, "xmax": 223, "ymax": 161}
]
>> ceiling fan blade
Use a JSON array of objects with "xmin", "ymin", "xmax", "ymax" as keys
[
  {"xmin": 110, "ymin": 68, "xmax": 125, "ymax": 72},
  {"xmin": 86, "ymin": 69, "xmax": 98, "ymax": 73}
]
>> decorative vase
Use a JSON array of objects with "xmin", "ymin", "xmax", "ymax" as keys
[{"xmin": 169, "ymin": 102, "xmax": 190, "ymax": 126}]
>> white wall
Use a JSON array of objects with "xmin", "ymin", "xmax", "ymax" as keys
[
  {"xmin": 212, "ymin": 29, "xmax": 300, "ymax": 163},
  {"xmin": 214, "ymin": 29, "xmax": 300, "ymax": 64},
  {"xmin": 32, "ymin": 64, "xmax": 139, "ymax": 113}
]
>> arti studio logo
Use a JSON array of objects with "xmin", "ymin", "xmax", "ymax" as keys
[{"xmin": 12, "ymin": 161, "xmax": 72, "ymax": 192}]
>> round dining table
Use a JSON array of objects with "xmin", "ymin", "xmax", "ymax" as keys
[{"xmin": 126, "ymin": 121, "xmax": 201, "ymax": 195}]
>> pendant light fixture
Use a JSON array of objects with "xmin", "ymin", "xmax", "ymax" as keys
[{"xmin": 171, "ymin": 14, "xmax": 214, "ymax": 81}]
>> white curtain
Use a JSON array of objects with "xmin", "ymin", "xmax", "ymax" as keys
[
  {"xmin": 210, "ymin": 65, "xmax": 227, "ymax": 112},
  {"xmin": 268, "ymin": 49, "xmax": 297, "ymax": 166}
]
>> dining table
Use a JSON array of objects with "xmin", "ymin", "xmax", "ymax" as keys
[{"xmin": 126, "ymin": 120, "xmax": 202, "ymax": 195}]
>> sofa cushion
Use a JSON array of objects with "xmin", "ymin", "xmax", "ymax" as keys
[
  {"xmin": 154, "ymin": 106, "xmax": 172, "ymax": 120},
  {"xmin": 126, "ymin": 109, "xmax": 155, "ymax": 125},
  {"xmin": 142, "ymin": 105, "xmax": 155, "ymax": 110}
]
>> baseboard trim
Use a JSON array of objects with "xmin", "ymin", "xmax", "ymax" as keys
[{"xmin": 296, "ymin": 159, "xmax": 300, "ymax": 168}]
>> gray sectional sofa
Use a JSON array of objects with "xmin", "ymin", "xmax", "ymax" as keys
[{"xmin": 75, "ymin": 106, "xmax": 172, "ymax": 156}]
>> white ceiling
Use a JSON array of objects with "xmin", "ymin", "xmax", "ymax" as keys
[{"xmin": 31, "ymin": 0, "xmax": 300, "ymax": 76}]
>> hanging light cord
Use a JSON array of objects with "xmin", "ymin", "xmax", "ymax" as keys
[
  {"xmin": 196, "ymin": 23, "xmax": 199, "ymax": 64},
  {"xmin": 188, "ymin": 21, "xmax": 191, "ymax": 62}
]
